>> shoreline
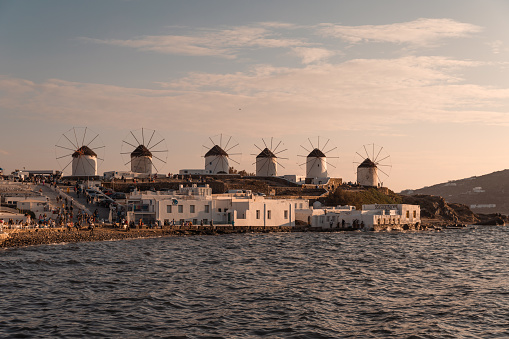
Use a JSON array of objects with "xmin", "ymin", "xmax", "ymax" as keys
[{"xmin": 0, "ymin": 221, "xmax": 457, "ymax": 249}]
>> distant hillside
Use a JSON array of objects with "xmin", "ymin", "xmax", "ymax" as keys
[{"xmin": 401, "ymin": 169, "xmax": 509, "ymax": 215}]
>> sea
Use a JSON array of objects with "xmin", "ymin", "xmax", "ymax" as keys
[{"xmin": 1, "ymin": 227, "xmax": 508, "ymax": 338}]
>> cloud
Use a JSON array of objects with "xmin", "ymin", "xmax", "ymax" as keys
[
  {"xmin": 1, "ymin": 56, "xmax": 508, "ymax": 138},
  {"xmin": 318, "ymin": 18, "xmax": 482, "ymax": 46},
  {"xmin": 488, "ymin": 40, "xmax": 505, "ymax": 54},
  {"xmin": 82, "ymin": 24, "xmax": 306, "ymax": 58},
  {"xmin": 292, "ymin": 47, "xmax": 336, "ymax": 64}
]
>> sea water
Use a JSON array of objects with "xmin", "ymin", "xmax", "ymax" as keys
[{"xmin": 1, "ymin": 227, "xmax": 508, "ymax": 338}]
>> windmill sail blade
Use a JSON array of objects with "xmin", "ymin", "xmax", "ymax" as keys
[{"xmin": 146, "ymin": 130, "xmax": 156, "ymax": 148}]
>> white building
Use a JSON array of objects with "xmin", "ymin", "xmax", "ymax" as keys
[
  {"xmin": 131, "ymin": 145, "xmax": 153, "ymax": 174},
  {"xmin": 256, "ymin": 148, "xmax": 277, "ymax": 177},
  {"xmin": 72, "ymin": 146, "xmax": 97, "ymax": 177},
  {"xmin": 126, "ymin": 184, "xmax": 309, "ymax": 227},
  {"xmin": 357, "ymin": 158, "xmax": 378, "ymax": 187},
  {"xmin": 296, "ymin": 204, "xmax": 421, "ymax": 230},
  {"xmin": 204, "ymin": 145, "xmax": 230, "ymax": 174},
  {"xmin": 306, "ymin": 148, "xmax": 328, "ymax": 178}
]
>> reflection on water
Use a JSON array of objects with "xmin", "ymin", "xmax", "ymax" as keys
[{"xmin": 1, "ymin": 228, "xmax": 509, "ymax": 338}]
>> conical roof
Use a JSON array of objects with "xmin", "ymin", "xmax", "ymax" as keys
[
  {"xmin": 131, "ymin": 145, "xmax": 152, "ymax": 158},
  {"xmin": 72, "ymin": 146, "xmax": 97, "ymax": 158},
  {"xmin": 307, "ymin": 148, "xmax": 326, "ymax": 158},
  {"xmin": 358, "ymin": 158, "xmax": 377, "ymax": 168},
  {"xmin": 256, "ymin": 147, "xmax": 276, "ymax": 158},
  {"xmin": 205, "ymin": 145, "xmax": 228, "ymax": 157}
]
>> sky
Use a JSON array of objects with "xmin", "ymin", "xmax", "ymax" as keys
[{"xmin": 2, "ymin": 0, "xmax": 509, "ymax": 192}]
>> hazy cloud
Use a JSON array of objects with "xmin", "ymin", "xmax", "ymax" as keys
[
  {"xmin": 1, "ymin": 56, "xmax": 508, "ymax": 138},
  {"xmin": 292, "ymin": 47, "xmax": 336, "ymax": 64},
  {"xmin": 319, "ymin": 18, "xmax": 482, "ymax": 46},
  {"xmin": 82, "ymin": 25, "xmax": 306, "ymax": 58}
]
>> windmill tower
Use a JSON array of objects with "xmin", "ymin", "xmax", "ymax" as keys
[
  {"xmin": 203, "ymin": 134, "xmax": 241, "ymax": 174},
  {"xmin": 121, "ymin": 128, "xmax": 168, "ymax": 175},
  {"xmin": 354, "ymin": 143, "xmax": 391, "ymax": 187},
  {"xmin": 72, "ymin": 146, "xmax": 98, "ymax": 177},
  {"xmin": 253, "ymin": 138, "xmax": 288, "ymax": 177},
  {"xmin": 299, "ymin": 137, "xmax": 338, "ymax": 180},
  {"xmin": 55, "ymin": 127, "xmax": 105, "ymax": 177}
]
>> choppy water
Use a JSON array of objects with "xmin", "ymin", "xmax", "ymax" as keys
[{"xmin": 1, "ymin": 227, "xmax": 509, "ymax": 338}]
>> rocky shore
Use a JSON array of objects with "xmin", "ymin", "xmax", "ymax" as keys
[{"xmin": 0, "ymin": 226, "xmax": 294, "ymax": 249}]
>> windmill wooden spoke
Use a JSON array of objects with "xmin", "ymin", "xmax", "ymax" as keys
[
  {"xmin": 306, "ymin": 158, "xmax": 318, "ymax": 176},
  {"xmin": 61, "ymin": 158, "xmax": 73, "ymax": 172},
  {"xmin": 73, "ymin": 128, "xmax": 79, "ymax": 150},
  {"xmin": 363, "ymin": 145, "xmax": 370, "ymax": 159},
  {"xmin": 212, "ymin": 156, "xmax": 221, "ymax": 174},
  {"xmin": 224, "ymin": 135, "xmax": 232, "ymax": 150},
  {"xmin": 148, "ymin": 139, "xmax": 164, "ymax": 150},
  {"xmin": 274, "ymin": 148, "xmax": 288, "ymax": 155},
  {"xmin": 229, "ymin": 158, "xmax": 241, "ymax": 165},
  {"xmin": 225, "ymin": 143, "xmax": 239, "ymax": 153},
  {"xmin": 254, "ymin": 143, "xmax": 263, "ymax": 152},
  {"xmin": 324, "ymin": 146, "xmax": 337, "ymax": 154},
  {"xmin": 123, "ymin": 140, "xmax": 138, "ymax": 148},
  {"xmin": 378, "ymin": 167, "xmax": 389, "ymax": 177},
  {"xmin": 378, "ymin": 164, "xmax": 392, "ymax": 167},
  {"xmin": 146, "ymin": 130, "xmax": 156, "ymax": 149},
  {"xmin": 124, "ymin": 158, "xmax": 135, "ymax": 166},
  {"xmin": 63, "ymin": 134, "xmax": 78, "ymax": 150},
  {"xmin": 273, "ymin": 140, "xmax": 282, "ymax": 153},
  {"xmin": 209, "ymin": 137, "xmax": 215, "ymax": 146},
  {"xmin": 56, "ymin": 153, "xmax": 74, "ymax": 160},
  {"xmin": 270, "ymin": 137, "xmax": 274, "ymax": 150},
  {"xmin": 130, "ymin": 131, "xmax": 141, "ymax": 146},
  {"xmin": 262, "ymin": 138, "xmax": 268, "ymax": 148},
  {"xmin": 86, "ymin": 134, "xmax": 99, "ymax": 148},
  {"xmin": 228, "ymin": 153, "xmax": 242, "ymax": 156},
  {"xmin": 326, "ymin": 161, "xmax": 337, "ymax": 169},
  {"xmin": 300, "ymin": 145, "xmax": 311, "ymax": 153},
  {"xmin": 92, "ymin": 145, "xmax": 106, "ymax": 150},
  {"xmin": 152, "ymin": 155, "xmax": 167, "ymax": 164},
  {"xmin": 308, "ymin": 138, "xmax": 314, "ymax": 149},
  {"xmin": 356, "ymin": 152, "xmax": 365, "ymax": 159},
  {"xmin": 150, "ymin": 150, "xmax": 168, "ymax": 153},
  {"xmin": 322, "ymin": 138, "xmax": 330, "ymax": 151},
  {"xmin": 141, "ymin": 128, "xmax": 145, "ymax": 146},
  {"xmin": 97, "ymin": 157, "xmax": 104, "ymax": 161},
  {"xmin": 275, "ymin": 160, "xmax": 285, "ymax": 169},
  {"xmin": 82, "ymin": 127, "xmax": 87, "ymax": 148},
  {"xmin": 56, "ymin": 145, "xmax": 77, "ymax": 152},
  {"xmin": 149, "ymin": 158, "xmax": 159, "ymax": 173},
  {"xmin": 377, "ymin": 155, "xmax": 390, "ymax": 163},
  {"xmin": 278, "ymin": 157, "xmax": 289, "ymax": 160},
  {"xmin": 374, "ymin": 146, "xmax": 384, "ymax": 162}
]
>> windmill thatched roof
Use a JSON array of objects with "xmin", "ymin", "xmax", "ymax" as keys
[
  {"xmin": 256, "ymin": 147, "xmax": 276, "ymax": 158},
  {"xmin": 131, "ymin": 145, "xmax": 152, "ymax": 158},
  {"xmin": 358, "ymin": 158, "xmax": 377, "ymax": 168},
  {"xmin": 72, "ymin": 146, "xmax": 97, "ymax": 158},
  {"xmin": 205, "ymin": 145, "xmax": 228, "ymax": 157},
  {"xmin": 307, "ymin": 148, "xmax": 326, "ymax": 158}
]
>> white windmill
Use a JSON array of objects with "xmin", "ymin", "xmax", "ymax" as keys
[
  {"xmin": 252, "ymin": 137, "xmax": 288, "ymax": 177},
  {"xmin": 203, "ymin": 134, "xmax": 241, "ymax": 174},
  {"xmin": 354, "ymin": 143, "xmax": 391, "ymax": 187},
  {"xmin": 121, "ymin": 128, "xmax": 168, "ymax": 174},
  {"xmin": 298, "ymin": 137, "xmax": 339, "ymax": 180},
  {"xmin": 55, "ymin": 127, "xmax": 105, "ymax": 177}
]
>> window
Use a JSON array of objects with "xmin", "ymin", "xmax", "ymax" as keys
[
  {"xmin": 203, "ymin": 219, "xmax": 208, "ymax": 224},
  {"xmin": 300, "ymin": 203, "xmax": 303, "ymax": 209},
  {"xmin": 294, "ymin": 203, "xmax": 297, "ymax": 208},
  {"xmin": 284, "ymin": 210, "xmax": 288, "ymax": 219},
  {"xmin": 205, "ymin": 205, "xmax": 210, "ymax": 213},
  {"xmin": 193, "ymin": 219, "xmax": 198, "ymax": 224},
  {"xmin": 413, "ymin": 211, "xmax": 416, "ymax": 218},
  {"xmin": 178, "ymin": 205, "xmax": 183, "ymax": 213},
  {"xmin": 218, "ymin": 208, "xmax": 222, "ymax": 212},
  {"xmin": 190, "ymin": 205, "xmax": 195, "ymax": 213},
  {"xmin": 267, "ymin": 210, "xmax": 271, "ymax": 219},
  {"xmin": 256, "ymin": 210, "xmax": 260, "ymax": 219},
  {"xmin": 166, "ymin": 205, "xmax": 172, "ymax": 213},
  {"xmin": 406, "ymin": 211, "xmax": 410, "ymax": 218}
]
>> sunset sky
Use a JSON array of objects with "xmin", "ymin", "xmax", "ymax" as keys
[{"xmin": 2, "ymin": 0, "xmax": 509, "ymax": 192}]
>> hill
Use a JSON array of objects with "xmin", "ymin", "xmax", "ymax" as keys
[{"xmin": 401, "ymin": 169, "xmax": 509, "ymax": 215}]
